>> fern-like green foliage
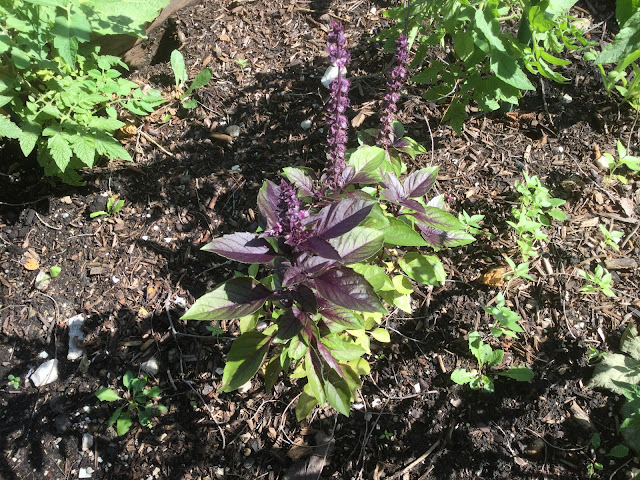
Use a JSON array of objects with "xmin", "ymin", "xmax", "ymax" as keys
[
  {"xmin": 378, "ymin": 0, "xmax": 592, "ymax": 132},
  {"xmin": 0, "ymin": 0, "xmax": 168, "ymax": 184}
]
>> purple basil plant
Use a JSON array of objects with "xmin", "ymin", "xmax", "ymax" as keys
[
  {"xmin": 378, "ymin": 34, "xmax": 409, "ymax": 149},
  {"xmin": 324, "ymin": 21, "xmax": 351, "ymax": 190}
]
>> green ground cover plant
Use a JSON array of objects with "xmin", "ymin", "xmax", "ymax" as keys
[
  {"xmin": 90, "ymin": 196, "xmax": 124, "ymax": 218},
  {"xmin": 169, "ymin": 49, "xmax": 212, "ymax": 110},
  {"xmin": 181, "ymin": 24, "xmax": 474, "ymax": 420},
  {"xmin": 0, "ymin": 0, "xmax": 168, "ymax": 184},
  {"xmin": 378, "ymin": 0, "xmax": 591, "ymax": 131},
  {"xmin": 578, "ymin": 264, "xmax": 616, "ymax": 298},
  {"xmin": 598, "ymin": 140, "xmax": 640, "ymax": 185},
  {"xmin": 450, "ymin": 331, "xmax": 533, "ymax": 392},
  {"xmin": 95, "ymin": 370, "xmax": 167, "ymax": 436}
]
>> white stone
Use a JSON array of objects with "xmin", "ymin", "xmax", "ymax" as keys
[
  {"xmin": 78, "ymin": 467, "xmax": 92, "ymax": 478},
  {"xmin": 140, "ymin": 357, "xmax": 160, "ymax": 376},
  {"xmin": 300, "ymin": 119, "xmax": 312, "ymax": 130},
  {"xmin": 67, "ymin": 314, "xmax": 85, "ymax": 361},
  {"xmin": 321, "ymin": 64, "xmax": 346, "ymax": 88},
  {"xmin": 81, "ymin": 433, "xmax": 94, "ymax": 451},
  {"xmin": 35, "ymin": 270, "xmax": 50, "ymax": 291},
  {"xmin": 38, "ymin": 351, "xmax": 49, "ymax": 359},
  {"xmin": 238, "ymin": 380, "xmax": 252, "ymax": 394},
  {"xmin": 595, "ymin": 155, "xmax": 610, "ymax": 171},
  {"xmin": 225, "ymin": 125, "xmax": 241, "ymax": 138},
  {"xmin": 31, "ymin": 359, "xmax": 59, "ymax": 386}
]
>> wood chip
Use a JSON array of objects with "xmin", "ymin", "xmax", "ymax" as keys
[
  {"xmin": 23, "ymin": 258, "xmax": 39, "ymax": 271},
  {"xmin": 604, "ymin": 257, "xmax": 638, "ymax": 270},
  {"xmin": 478, "ymin": 267, "xmax": 506, "ymax": 286}
]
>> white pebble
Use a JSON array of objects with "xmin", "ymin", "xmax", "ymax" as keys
[
  {"xmin": 30, "ymin": 359, "xmax": 59, "ymax": 387},
  {"xmin": 300, "ymin": 119, "xmax": 312, "ymax": 130},
  {"xmin": 225, "ymin": 125, "xmax": 241, "ymax": 138}
]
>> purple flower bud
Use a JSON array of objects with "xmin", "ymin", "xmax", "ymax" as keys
[
  {"xmin": 325, "ymin": 21, "xmax": 351, "ymax": 191},
  {"xmin": 378, "ymin": 34, "xmax": 409, "ymax": 148},
  {"xmin": 277, "ymin": 180, "xmax": 310, "ymax": 246}
]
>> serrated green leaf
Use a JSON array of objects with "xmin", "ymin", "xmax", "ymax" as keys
[
  {"xmin": 71, "ymin": 135, "xmax": 96, "ymax": 167},
  {"xmin": 490, "ymin": 50, "xmax": 535, "ymax": 90},
  {"xmin": 94, "ymin": 134, "xmax": 132, "ymax": 161},
  {"xmin": 48, "ymin": 132, "xmax": 72, "ymax": 172},
  {"xmin": 18, "ymin": 120, "xmax": 40, "ymax": 156},
  {"xmin": 89, "ymin": 117, "xmax": 125, "ymax": 131},
  {"xmin": 0, "ymin": 115, "xmax": 22, "ymax": 141}
]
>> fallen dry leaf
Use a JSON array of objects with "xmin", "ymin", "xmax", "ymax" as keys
[
  {"xmin": 23, "ymin": 258, "xmax": 39, "ymax": 271},
  {"xmin": 478, "ymin": 267, "xmax": 506, "ymax": 286}
]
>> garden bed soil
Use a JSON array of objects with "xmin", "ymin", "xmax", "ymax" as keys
[{"xmin": 1, "ymin": 0, "xmax": 640, "ymax": 479}]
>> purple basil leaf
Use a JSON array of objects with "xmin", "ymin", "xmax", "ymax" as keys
[
  {"xmin": 292, "ymin": 285, "xmax": 318, "ymax": 313},
  {"xmin": 440, "ymin": 230, "xmax": 476, "ymax": 248},
  {"xmin": 356, "ymin": 128, "xmax": 379, "ymax": 146},
  {"xmin": 302, "ymin": 236, "xmax": 342, "ymax": 261},
  {"xmin": 282, "ymin": 266, "xmax": 306, "ymax": 287},
  {"xmin": 276, "ymin": 308, "xmax": 304, "ymax": 341},
  {"xmin": 398, "ymin": 198, "xmax": 425, "ymax": 213},
  {"xmin": 282, "ymin": 167, "xmax": 315, "ymax": 197},
  {"xmin": 328, "ymin": 226, "xmax": 384, "ymax": 264},
  {"xmin": 297, "ymin": 253, "xmax": 335, "ymax": 276},
  {"xmin": 417, "ymin": 225, "xmax": 448, "ymax": 249},
  {"xmin": 257, "ymin": 180, "xmax": 281, "ymax": 230},
  {"xmin": 403, "ymin": 167, "xmax": 438, "ymax": 199},
  {"xmin": 391, "ymin": 121, "xmax": 405, "ymax": 139},
  {"xmin": 181, "ymin": 277, "xmax": 271, "ymax": 321},
  {"xmin": 427, "ymin": 194, "xmax": 446, "ymax": 209},
  {"xmin": 202, "ymin": 232, "xmax": 277, "ymax": 263},
  {"xmin": 413, "ymin": 207, "xmax": 465, "ymax": 232},
  {"xmin": 316, "ymin": 339, "xmax": 344, "ymax": 376},
  {"xmin": 351, "ymin": 170, "xmax": 381, "ymax": 184},
  {"xmin": 392, "ymin": 138, "xmax": 411, "ymax": 149},
  {"xmin": 380, "ymin": 188, "xmax": 401, "ymax": 204},
  {"xmin": 315, "ymin": 198, "xmax": 375, "ymax": 239},
  {"xmin": 313, "ymin": 266, "xmax": 386, "ymax": 313},
  {"xmin": 318, "ymin": 299, "xmax": 365, "ymax": 332},
  {"xmin": 341, "ymin": 165, "xmax": 355, "ymax": 186},
  {"xmin": 383, "ymin": 171, "xmax": 405, "ymax": 201}
]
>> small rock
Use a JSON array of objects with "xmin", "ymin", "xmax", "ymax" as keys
[
  {"xmin": 413, "ymin": 383, "xmax": 421, "ymax": 393},
  {"xmin": 225, "ymin": 125, "xmax": 241, "ymax": 138},
  {"xmin": 140, "ymin": 357, "xmax": 160, "ymax": 376},
  {"xmin": 595, "ymin": 155, "xmax": 610, "ymax": 171},
  {"xmin": 31, "ymin": 359, "xmax": 59, "ymax": 386},
  {"xmin": 60, "ymin": 196, "xmax": 73, "ymax": 205},
  {"xmin": 321, "ymin": 64, "xmax": 346, "ymax": 88},
  {"xmin": 35, "ymin": 270, "xmax": 51, "ymax": 291},
  {"xmin": 54, "ymin": 415, "xmax": 71, "ymax": 433},
  {"xmin": 78, "ymin": 467, "xmax": 93, "ymax": 478},
  {"xmin": 67, "ymin": 314, "xmax": 85, "ymax": 361},
  {"xmin": 300, "ymin": 119, "xmax": 312, "ymax": 130},
  {"xmin": 82, "ymin": 433, "xmax": 94, "ymax": 451},
  {"xmin": 238, "ymin": 380, "xmax": 252, "ymax": 394}
]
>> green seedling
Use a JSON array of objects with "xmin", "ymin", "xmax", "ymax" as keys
[
  {"xmin": 578, "ymin": 265, "xmax": 616, "ymax": 298},
  {"xmin": 95, "ymin": 370, "xmax": 167, "ymax": 436},
  {"xmin": 235, "ymin": 58, "xmax": 249, "ymax": 70},
  {"xmin": 170, "ymin": 50, "xmax": 212, "ymax": 109},
  {"xmin": 588, "ymin": 345, "xmax": 607, "ymax": 363},
  {"xmin": 459, "ymin": 210, "xmax": 490, "ymax": 237},
  {"xmin": 451, "ymin": 331, "xmax": 533, "ymax": 392},
  {"xmin": 507, "ymin": 173, "xmax": 566, "ymax": 261},
  {"xmin": 379, "ymin": 430, "xmax": 393, "ymax": 440},
  {"xmin": 503, "ymin": 256, "xmax": 535, "ymax": 284},
  {"xmin": 599, "ymin": 224, "xmax": 624, "ymax": 252},
  {"xmin": 7, "ymin": 374, "xmax": 20, "ymax": 389},
  {"xmin": 599, "ymin": 140, "xmax": 640, "ymax": 184},
  {"xmin": 206, "ymin": 324, "xmax": 224, "ymax": 337},
  {"xmin": 90, "ymin": 197, "xmax": 125, "ymax": 219},
  {"xmin": 484, "ymin": 293, "xmax": 525, "ymax": 339},
  {"xmin": 36, "ymin": 265, "xmax": 62, "ymax": 288}
]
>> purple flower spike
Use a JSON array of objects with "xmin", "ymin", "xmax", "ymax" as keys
[
  {"xmin": 326, "ymin": 21, "xmax": 351, "ymax": 190},
  {"xmin": 378, "ymin": 34, "xmax": 409, "ymax": 148},
  {"xmin": 279, "ymin": 180, "xmax": 310, "ymax": 246}
]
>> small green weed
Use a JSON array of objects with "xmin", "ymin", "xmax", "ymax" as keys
[
  {"xmin": 599, "ymin": 140, "xmax": 640, "ymax": 184},
  {"xmin": 507, "ymin": 173, "xmax": 567, "ymax": 261},
  {"xmin": 578, "ymin": 265, "xmax": 616, "ymax": 298},
  {"xmin": 7, "ymin": 374, "xmax": 20, "ymax": 389},
  {"xmin": 169, "ymin": 50, "xmax": 212, "ymax": 110},
  {"xmin": 206, "ymin": 324, "xmax": 224, "ymax": 337},
  {"xmin": 484, "ymin": 293, "xmax": 525, "ymax": 339},
  {"xmin": 379, "ymin": 430, "xmax": 393, "ymax": 440},
  {"xmin": 90, "ymin": 196, "xmax": 124, "ymax": 219},
  {"xmin": 599, "ymin": 224, "xmax": 624, "ymax": 252},
  {"xmin": 451, "ymin": 331, "xmax": 533, "ymax": 392},
  {"xmin": 235, "ymin": 58, "xmax": 249, "ymax": 70},
  {"xmin": 95, "ymin": 370, "xmax": 167, "ymax": 436}
]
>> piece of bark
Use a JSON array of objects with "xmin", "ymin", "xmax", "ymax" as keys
[
  {"xmin": 605, "ymin": 258, "xmax": 638, "ymax": 270},
  {"xmin": 283, "ymin": 432, "xmax": 334, "ymax": 480}
]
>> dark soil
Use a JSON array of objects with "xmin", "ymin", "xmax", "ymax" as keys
[{"xmin": 1, "ymin": 1, "xmax": 640, "ymax": 479}]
